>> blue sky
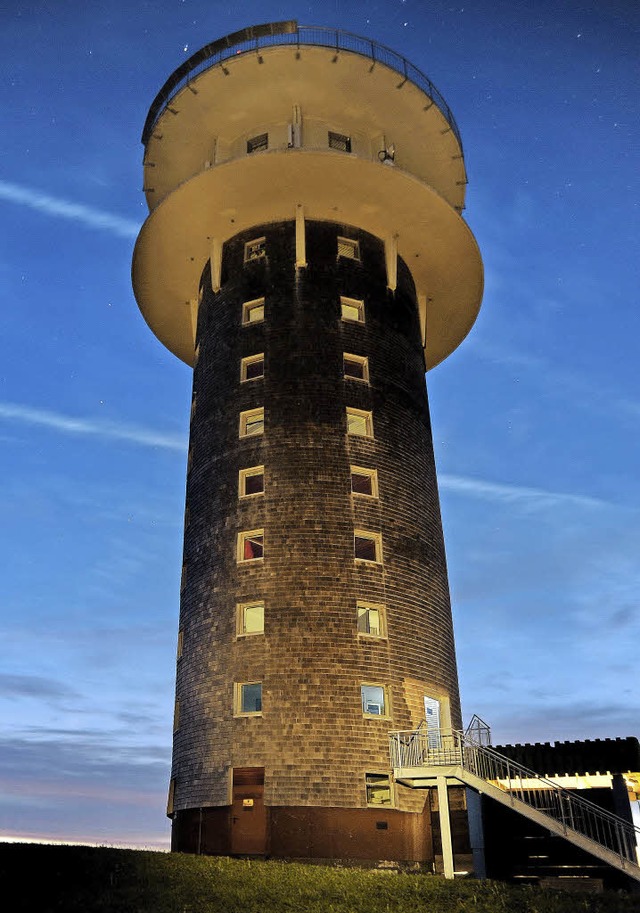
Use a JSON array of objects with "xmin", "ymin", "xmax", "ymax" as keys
[{"xmin": 1, "ymin": 0, "xmax": 638, "ymax": 849}]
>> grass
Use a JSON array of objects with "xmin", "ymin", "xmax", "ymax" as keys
[{"xmin": 1, "ymin": 844, "xmax": 638, "ymax": 913}]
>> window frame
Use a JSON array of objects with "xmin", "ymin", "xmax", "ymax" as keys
[
  {"xmin": 328, "ymin": 131, "xmax": 352, "ymax": 153},
  {"xmin": 236, "ymin": 600, "xmax": 265, "ymax": 637},
  {"xmin": 365, "ymin": 772, "xmax": 393, "ymax": 807},
  {"xmin": 361, "ymin": 683, "xmax": 389, "ymax": 719},
  {"xmin": 242, "ymin": 297, "xmax": 265, "ymax": 325},
  {"xmin": 356, "ymin": 602, "xmax": 386, "ymax": 639},
  {"xmin": 337, "ymin": 236, "xmax": 360, "ymax": 260},
  {"xmin": 343, "ymin": 353, "xmax": 369, "ymax": 383},
  {"xmin": 346, "ymin": 407, "xmax": 373, "ymax": 439},
  {"xmin": 239, "ymin": 465, "xmax": 265, "ymax": 499},
  {"xmin": 234, "ymin": 681, "xmax": 263, "ymax": 717},
  {"xmin": 239, "ymin": 407, "xmax": 264, "ymax": 439},
  {"xmin": 354, "ymin": 529, "xmax": 382, "ymax": 564},
  {"xmin": 244, "ymin": 238, "xmax": 266, "ymax": 263},
  {"xmin": 240, "ymin": 353, "xmax": 265, "ymax": 383},
  {"xmin": 247, "ymin": 132, "xmax": 269, "ymax": 154},
  {"xmin": 350, "ymin": 465, "xmax": 378, "ymax": 498},
  {"xmin": 340, "ymin": 296, "xmax": 365, "ymax": 323},
  {"xmin": 237, "ymin": 529, "xmax": 265, "ymax": 563}
]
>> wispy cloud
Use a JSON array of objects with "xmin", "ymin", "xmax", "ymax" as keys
[
  {"xmin": 439, "ymin": 473, "xmax": 609, "ymax": 510},
  {"xmin": 0, "ymin": 402, "xmax": 185, "ymax": 452},
  {"xmin": 0, "ymin": 179, "xmax": 140, "ymax": 239}
]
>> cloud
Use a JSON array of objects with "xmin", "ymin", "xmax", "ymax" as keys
[
  {"xmin": 0, "ymin": 179, "xmax": 140, "ymax": 239},
  {"xmin": 0, "ymin": 674, "xmax": 78, "ymax": 701},
  {"xmin": 439, "ymin": 473, "xmax": 609, "ymax": 511},
  {"xmin": 0, "ymin": 401, "xmax": 185, "ymax": 452}
]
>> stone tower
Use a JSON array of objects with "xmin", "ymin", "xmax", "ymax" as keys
[{"xmin": 132, "ymin": 22, "xmax": 483, "ymax": 866}]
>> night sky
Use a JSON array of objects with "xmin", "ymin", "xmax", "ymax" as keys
[{"xmin": 1, "ymin": 0, "xmax": 638, "ymax": 849}]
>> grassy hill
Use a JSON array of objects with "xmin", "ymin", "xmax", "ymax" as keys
[{"xmin": 1, "ymin": 843, "xmax": 637, "ymax": 913}]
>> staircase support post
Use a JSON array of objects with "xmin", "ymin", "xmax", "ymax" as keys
[{"xmin": 437, "ymin": 776, "xmax": 455, "ymax": 879}]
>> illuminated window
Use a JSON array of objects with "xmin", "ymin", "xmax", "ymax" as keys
[
  {"xmin": 242, "ymin": 297, "xmax": 265, "ymax": 324},
  {"xmin": 361, "ymin": 684, "xmax": 388, "ymax": 717},
  {"xmin": 239, "ymin": 407, "xmax": 264, "ymax": 438},
  {"xmin": 173, "ymin": 699, "xmax": 181, "ymax": 731},
  {"xmin": 344, "ymin": 353, "xmax": 369, "ymax": 382},
  {"xmin": 329, "ymin": 131, "xmax": 351, "ymax": 153},
  {"xmin": 357, "ymin": 602, "xmax": 385, "ymax": 638},
  {"xmin": 177, "ymin": 630, "xmax": 184, "ymax": 659},
  {"xmin": 239, "ymin": 466, "xmax": 264, "ymax": 498},
  {"xmin": 247, "ymin": 133, "xmax": 268, "ymax": 153},
  {"xmin": 346, "ymin": 407, "xmax": 373, "ymax": 438},
  {"xmin": 340, "ymin": 296, "xmax": 365, "ymax": 323},
  {"xmin": 350, "ymin": 466, "xmax": 378, "ymax": 497},
  {"xmin": 354, "ymin": 530, "xmax": 382, "ymax": 563},
  {"xmin": 235, "ymin": 682, "xmax": 263, "ymax": 716},
  {"xmin": 244, "ymin": 238, "xmax": 266, "ymax": 262},
  {"xmin": 241, "ymin": 354, "xmax": 264, "ymax": 382},
  {"xmin": 237, "ymin": 601, "xmax": 265, "ymax": 637},
  {"xmin": 337, "ymin": 236, "xmax": 359, "ymax": 260},
  {"xmin": 238, "ymin": 529, "xmax": 264, "ymax": 562},
  {"xmin": 365, "ymin": 773, "xmax": 392, "ymax": 806},
  {"xmin": 167, "ymin": 778, "xmax": 176, "ymax": 816}
]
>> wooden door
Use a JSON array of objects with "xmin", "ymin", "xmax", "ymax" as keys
[{"xmin": 231, "ymin": 767, "xmax": 267, "ymax": 855}]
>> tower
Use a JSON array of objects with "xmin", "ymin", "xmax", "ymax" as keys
[{"xmin": 132, "ymin": 22, "xmax": 483, "ymax": 867}]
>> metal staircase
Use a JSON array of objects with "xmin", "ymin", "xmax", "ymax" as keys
[{"xmin": 389, "ymin": 721, "xmax": 640, "ymax": 883}]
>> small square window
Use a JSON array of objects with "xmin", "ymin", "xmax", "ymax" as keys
[
  {"xmin": 241, "ymin": 354, "xmax": 264, "ymax": 382},
  {"xmin": 239, "ymin": 407, "xmax": 264, "ymax": 438},
  {"xmin": 366, "ymin": 772, "xmax": 392, "ymax": 806},
  {"xmin": 238, "ymin": 529, "xmax": 264, "ymax": 562},
  {"xmin": 247, "ymin": 133, "xmax": 269, "ymax": 154},
  {"xmin": 346, "ymin": 408, "xmax": 373, "ymax": 438},
  {"xmin": 237, "ymin": 601, "xmax": 265, "ymax": 636},
  {"xmin": 235, "ymin": 682, "xmax": 263, "ymax": 715},
  {"xmin": 340, "ymin": 296, "xmax": 365, "ymax": 323},
  {"xmin": 244, "ymin": 238, "xmax": 266, "ymax": 263},
  {"xmin": 350, "ymin": 466, "xmax": 378, "ymax": 498},
  {"xmin": 242, "ymin": 298, "xmax": 265, "ymax": 324},
  {"xmin": 361, "ymin": 683, "xmax": 388, "ymax": 717},
  {"xmin": 239, "ymin": 466, "xmax": 265, "ymax": 498},
  {"xmin": 337, "ymin": 236, "xmax": 360, "ymax": 260},
  {"xmin": 354, "ymin": 530, "xmax": 382, "ymax": 563},
  {"xmin": 329, "ymin": 131, "xmax": 352, "ymax": 153},
  {"xmin": 357, "ymin": 603, "xmax": 386, "ymax": 638},
  {"xmin": 344, "ymin": 353, "xmax": 369, "ymax": 382}
]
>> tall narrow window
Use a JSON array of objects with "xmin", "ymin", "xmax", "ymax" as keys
[
  {"xmin": 340, "ymin": 296, "xmax": 364, "ymax": 323},
  {"xmin": 237, "ymin": 601, "xmax": 265, "ymax": 636},
  {"xmin": 173, "ymin": 699, "xmax": 181, "ymax": 731},
  {"xmin": 365, "ymin": 773, "xmax": 392, "ymax": 806},
  {"xmin": 346, "ymin": 408, "xmax": 373, "ymax": 438},
  {"xmin": 239, "ymin": 466, "xmax": 265, "ymax": 498},
  {"xmin": 238, "ymin": 529, "xmax": 264, "ymax": 562},
  {"xmin": 241, "ymin": 354, "xmax": 264, "ymax": 382},
  {"xmin": 357, "ymin": 603, "xmax": 386, "ymax": 638},
  {"xmin": 177, "ymin": 629, "xmax": 184, "ymax": 659},
  {"xmin": 337, "ymin": 236, "xmax": 360, "ymax": 260},
  {"xmin": 361, "ymin": 684, "xmax": 388, "ymax": 717},
  {"xmin": 351, "ymin": 466, "xmax": 378, "ymax": 497},
  {"xmin": 247, "ymin": 133, "xmax": 268, "ymax": 154},
  {"xmin": 354, "ymin": 530, "xmax": 382, "ymax": 563},
  {"xmin": 344, "ymin": 353, "xmax": 369, "ymax": 382},
  {"xmin": 244, "ymin": 238, "xmax": 266, "ymax": 262},
  {"xmin": 235, "ymin": 682, "xmax": 263, "ymax": 716},
  {"xmin": 242, "ymin": 297, "xmax": 265, "ymax": 324},
  {"xmin": 329, "ymin": 131, "xmax": 351, "ymax": 153},
  {"xmin": 239, "ymin": 407, "xmax": 264, "ymax": 438}
]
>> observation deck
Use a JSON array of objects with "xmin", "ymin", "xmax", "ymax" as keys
[{"xmin": 132, "ymin": 21, "xmax": 483, "ymax": 369}]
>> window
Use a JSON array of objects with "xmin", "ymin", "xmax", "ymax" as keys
[
  {"xmin": 244, "ymin": 238, "xmax": 266, "ymax": 262},
  {"xmin": 235, "ymin": 682, "xmax": 263, "ymax": 716},
  {"xmin": 237, "ymin": 601, "xmax": 265, "ymax": 636},
  {"xmin": 190, "ymin": 394, "xmax": 196, "ymax": 420},
  {"xmin": 354, "ymin": 530, "xmax": 382, "ymax": 563},
  {"xmin": 340, "ymin": 296, "xmax": 365, "ymax": 323},
  {"xmin": 177, "ymin": 629, "xmax": 184, "ymax": 659},
  {"xmin": 344, "ymin": 353, "xmax": 369, "ymax": 382},
  {"xmin": 238, "ymin": 529, "xmax": 264, "ymax": 562},
  {"xmin": 357, "ymin": 602, "xmax": 386, "ymax": 638},
  {"xmin": 239, "ymin": 407, "xmax": 264, "ymax": 438},
  {"xmin": 329, "ymin": 131, "xmax": 352, "ymax": 153},
  {"xmin": 242, "ymin": 297, "xmax": 265, "ymax": 324},
  {"xmin": 180, "ymin": 563, "xmax": 187, "ymax": 593},
  {"xmin": 365, "ymin": 773, "xmax": 392, "ymax": 806},
  {"xmin": 241, "ymin": 353, "xmax": 264, "ymax": 382},
  {"xmin": 247, "ymin": 133, "xmax": 268, "ymax": 154},
  {"xmin": 167, "ymin": 778, "xmax": 176, "ymax": 816},
  {"xmin": 337, "ymin": 236, "xmax": 360, "ymax": 260},
  {"xmin": 361, "ymin": 684, "xmax": 388, "ymax": 717},
  {"xmin": 239, "ymin": 466, "xmax": 264, "ymax": 498},
  {"xmin": 173, "ymin": 699, "xmax": 181, "ymax": 731},
  {"xmin": 346, "ymin": 408, "xmax": 373, "ymax": 438},
  {"xmin": 350, "ymin": 466, "xmax": 378, "ymax": 498}
]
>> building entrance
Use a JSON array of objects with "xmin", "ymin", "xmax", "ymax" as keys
[{"xmin": 231, "ymin": 767, "xmax": 267, "ymax": 855}]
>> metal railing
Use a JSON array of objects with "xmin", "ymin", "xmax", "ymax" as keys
[
  {"xmin": 141, "ymin": 21, "xmax": 462, "ymax": 149},
  {"xmin": 390, "ymin": 726, "xmax": 640, "ymax": 869}
]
